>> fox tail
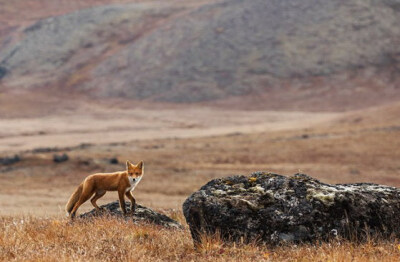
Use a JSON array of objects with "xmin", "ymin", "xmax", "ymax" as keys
[{"xmin": 65, "ymin": 183, "xmax": 83, "ymax": 216}]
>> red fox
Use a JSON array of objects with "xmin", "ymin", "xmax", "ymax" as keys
[{"xmin": 65, "ymin": 160, "xmax": 144, "ymax": 219}]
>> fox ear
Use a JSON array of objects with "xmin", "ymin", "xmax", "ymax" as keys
[
  {"xmin": 126, "ymin": 160, "xmax": 133, "ymax": 169},
  {"xmin": 137, "ymin": 161, "xmax": 143, "ymax": 169}
]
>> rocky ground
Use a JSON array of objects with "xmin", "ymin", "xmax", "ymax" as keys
[{"xmin": 80, "ymin": 201, "xmax": 183, "ymax": 229}]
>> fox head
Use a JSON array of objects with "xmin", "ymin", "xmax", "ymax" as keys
[{"xmin": 126, "ymin": 160, "xmax": 144, "ymax": 184}]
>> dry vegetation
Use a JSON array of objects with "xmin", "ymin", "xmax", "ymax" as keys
[
  {"xmin": 0, "ymin": 102, "xmax": 399, "ymax": 260},
  {"xmin": 0, "ymin": 215, "xmax": 399, "ymax": 261},
  {"xmin": 1, "ymin": 0, "xmax": 400, "ymax": 259},
  {"xmin": 1, "ymin": 103, "xmax": 399, "ymax": 215}
]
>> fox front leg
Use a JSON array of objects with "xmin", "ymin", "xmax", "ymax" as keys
[
  {"xmin": 125, "ymin": 191, "xmax": 136, "ymax": 215},
  {"xmin": 118, "ymin": 190, "xmax": 127, "ymax": 215}
]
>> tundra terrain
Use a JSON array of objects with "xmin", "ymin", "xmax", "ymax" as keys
[
  {"xmin": 0, "ymin": 0, "xmax": 399, "ymax": 261},
  {"xmin": 0, "ymin": 100, "xmax": 399, "ymax": 216},
  {"xmin": 1, "ymin": 100, "xmax": 399, "ymax": 261}
]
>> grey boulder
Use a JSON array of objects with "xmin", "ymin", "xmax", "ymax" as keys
[{"xmin": 183, "ymin": 172, "xmax": 400, "ymax": 245}]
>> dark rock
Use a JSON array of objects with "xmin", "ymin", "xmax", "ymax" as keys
[
  {"xmin": 109, "ymin": 158, "xmax": 119, "ymax": 164},
  {"xmin": 0, "ymin": 155, "xmax": 20, "ymax": 165},
  {"xmin": 53, "ymin": 153, "xmax": 69, "ymax": 163},
  {"xmin": 301, "ymin": 134, "xmax": 309, "ymax": 139},
  {"xmin": 80, "ymin": 201, "xmax": 182, "ymax": 229},
  {"xmin": 183, "ymin": 172, "xmax": 400, "ymax": 245},
  {"xmin": 0, "ymin": 66, "xmax": 7, "ymax": 79}
]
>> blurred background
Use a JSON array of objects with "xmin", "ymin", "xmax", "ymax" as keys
[{"xmin": 0, "ymin": 0, "xmax": 399, "ymax": 216}]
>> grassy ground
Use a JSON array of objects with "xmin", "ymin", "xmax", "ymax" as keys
[
  {"xmin": 1, "ymin": 111, "xmax": 399, "ymax": 215},
  {"xmin": 0, "ymin": 103, "xmax": 399, "ymax": 260},
  {"xmin": 0, "ymin": 215, "xmax": 399, "ymax": 261}
]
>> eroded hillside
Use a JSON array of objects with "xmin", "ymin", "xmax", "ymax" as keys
[{"xmin": 1, "ymin": 0, "xmax": 400, "ymax": 110}]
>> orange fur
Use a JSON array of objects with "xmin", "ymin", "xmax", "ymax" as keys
[{"xmin": 65, "ymin": 160, "xmax": 144, "ymax": 219}]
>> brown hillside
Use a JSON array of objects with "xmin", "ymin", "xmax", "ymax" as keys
[{"xmin": 0, "ymin": 0, "xmax": 399, "ymax": 110}]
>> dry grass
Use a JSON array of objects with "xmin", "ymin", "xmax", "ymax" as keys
[
  {"xmin": 0, "ymin": 215, "xmax": 399, "ymax": 261},
  {"xmin": 0, "ymin": 102, "xmax": 399, "ymax": 260}
]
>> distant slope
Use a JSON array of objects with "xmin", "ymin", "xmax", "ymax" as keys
[
  {"xmin": 0, "ymin": 1, "xmax": 187, "ymax": 85},
  {"xmin": 0, "ymin": 0, "xmax": 155, "ymax": 52},
  {"xmin": 91, "ymin": 0, "xmax": 400, "ymax": 103},
  {"xmin": 333, "ymin": 101, "xmax": 400, "ymax": 129},
  {"xmin": 0, "ymin": 0, "xmax": 400, "ymax": 109}
]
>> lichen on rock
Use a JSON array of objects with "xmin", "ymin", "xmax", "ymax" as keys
[{"xmin": 183, "ymin": 172, "xmax": 400, "ymax": 245}]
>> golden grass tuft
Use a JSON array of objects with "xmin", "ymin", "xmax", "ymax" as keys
[{"xmin": 0, "ymin": 215, "xmax": 399, "ymax": 261}]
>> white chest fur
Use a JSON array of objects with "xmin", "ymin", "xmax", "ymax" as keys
[{"xmin": 126, "ymin": 175, "xmax": 143, "ymax": 192}]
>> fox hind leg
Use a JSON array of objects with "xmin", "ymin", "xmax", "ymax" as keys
[
  {"xmin": 91, "ymin": 190, "xmax": 106, "ymax": 211},
  {"xmin": 70, "ymin": 188, "xmax": 95, "ymax": 219}
]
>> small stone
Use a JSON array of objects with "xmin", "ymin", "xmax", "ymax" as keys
[
  {"xmin": 109, "ymin": 158, "xmax": 119, "ymax": 164},
  {"xmin": 53, "ymin": 153, "xmax": 69, "ymax": 163},
  {"xmin": 0, "ymin": 155, "xmax": 20, "ymax": 165}
]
